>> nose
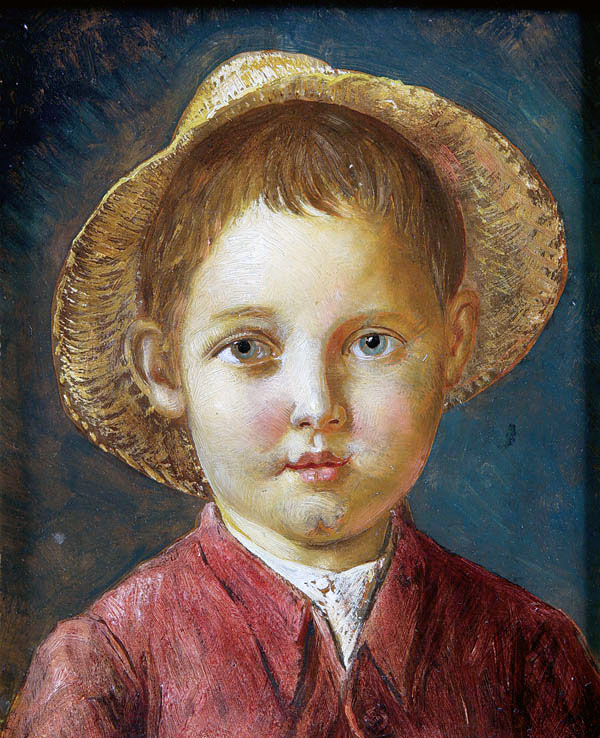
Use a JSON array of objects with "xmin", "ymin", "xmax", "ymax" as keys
[{"xmin": 288, "ymin": 350, "xmax": 347, "ymax": 431}]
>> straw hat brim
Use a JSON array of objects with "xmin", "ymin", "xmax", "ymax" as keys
[{"xmin": 52, "ymin": 50, "xmax": 567, "ymax": 498}]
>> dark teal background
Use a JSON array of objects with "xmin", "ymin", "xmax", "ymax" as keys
[{"xmin": 1, "ymin": 8, "xmax": 599, "ymax": 721}]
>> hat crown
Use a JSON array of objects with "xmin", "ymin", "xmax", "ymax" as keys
[{"xmin": 174, "ymin": 51, "xmax": 336, "ymax": 140}]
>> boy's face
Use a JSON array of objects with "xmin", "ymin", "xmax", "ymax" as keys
[{"xmin": 176, "ymin": 201, "xmax": 459, "ymax": 550}]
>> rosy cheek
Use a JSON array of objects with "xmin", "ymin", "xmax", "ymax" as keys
[
  {"xmin": 351, "ymin": 391, "xmax": 417, "ymax": 439},
  {"xmin": 246, "ymin": 392, "xmax": 290, "ymax": 448}
]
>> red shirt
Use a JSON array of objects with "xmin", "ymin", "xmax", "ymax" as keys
[{"xmin": 4, "ymin": 502, "xmax": 600, "ymax": 737}]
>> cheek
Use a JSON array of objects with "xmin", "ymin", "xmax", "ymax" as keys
[
  {"xmin": 185, "ymin": 367, "xmax": 289, "ymax": 452},
  {"xmin": 246, "ymin": 395, "xmax": 290, "ymax": 447},
  {"xmin": 350, "ymin": 381, "xmax": 439, "ymax": 437},
  {"xmin": 351, "ymin": 390, "xmax": 415, "ymax": 437},
  {"xmin": 350, "ymin": 385, "xmax": 440, "ymax": 493},
  {"xmin": 348, "ymin": 362, "xmax": 445, "ymax": 460}
]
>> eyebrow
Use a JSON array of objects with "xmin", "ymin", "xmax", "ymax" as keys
[
  {"xmin": 353, "ymin": 310, "xmax": 427, "ymax": 327},
  {"xmin": 347, "ymin": 310, "xmax": 430, "ymax": 340},
  {"xmin": 209, "ymin": 305, "xmax": 277, "ymax": 323}
]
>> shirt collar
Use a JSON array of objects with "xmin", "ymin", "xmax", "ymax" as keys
[{"xmin": 224, "ymin": 520, "xmax": 394, "ymax": 666}]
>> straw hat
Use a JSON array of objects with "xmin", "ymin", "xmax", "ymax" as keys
[{"xmin": 52, "ymin": 50, "xmax": 567, "ymax": 498}]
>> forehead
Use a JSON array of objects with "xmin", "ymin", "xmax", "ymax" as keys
[{"xmin": 184, "ymin": 203, "xmax": 438, "ymax": 328}]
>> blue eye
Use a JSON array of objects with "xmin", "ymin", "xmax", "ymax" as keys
[
  {"xmin": 350, "ymin": 333, "xmax": 403, "ymax": 360},
  {"xmin": 217, "ymin": 338, "xmax": 274, "ymax": 365}
]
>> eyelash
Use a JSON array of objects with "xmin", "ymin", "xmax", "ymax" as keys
[
  {"xmin": 210, "ymin": 332, "xmax": 280, "ymax": 365},
  {"xmin": 345, "ymin": 331, "xmax": 406, "ymax": 360}
]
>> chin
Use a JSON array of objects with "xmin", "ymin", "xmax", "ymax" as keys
[{"xmin": 278, "ymin": 492, "xmax": 348, "ymax": 541}]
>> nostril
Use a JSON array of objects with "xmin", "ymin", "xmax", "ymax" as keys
[{"xmin": 291, "ymin": 403, "xmax": 346, "ymax": 429}]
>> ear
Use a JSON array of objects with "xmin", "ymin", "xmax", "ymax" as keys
[
  {"xmin": 124, "ymin": 318, "xmax": 185, "ymax": 419},
  {"xmin": 444, "ymin": 288, "xmax": 479, "ymax": 389}
]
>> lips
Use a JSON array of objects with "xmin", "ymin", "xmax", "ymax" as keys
[{"xmin": 285, "ymin": 451, "xmax": 350, "ymax": 483}]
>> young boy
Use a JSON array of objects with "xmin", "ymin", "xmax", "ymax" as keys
[{"xmin": 4, "ymin": 50, "xmax": 599, "ymax": 737}]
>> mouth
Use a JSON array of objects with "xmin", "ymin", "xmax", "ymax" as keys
[{"xmin": 284, "ymin": 451, "xmax": 350, "ymax": 483}]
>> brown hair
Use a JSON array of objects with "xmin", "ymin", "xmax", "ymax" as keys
[{"xmin": 140, "ymin": 100, "xmax": 466, "ymax": 337}]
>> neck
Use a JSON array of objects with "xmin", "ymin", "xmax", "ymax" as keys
[{"xmin": 215, "ymin": 504, "xmax": 391, "ymax": 571}]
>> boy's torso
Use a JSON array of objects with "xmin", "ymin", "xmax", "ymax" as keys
[{"xmin": 5, "ymin": 502, "xmax": 599, "ymax": 738}]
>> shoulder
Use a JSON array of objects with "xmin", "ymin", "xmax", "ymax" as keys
[
  {"xmin": 411, "ymin": 525, "xmax": 599, "ymax": 681},
  {"xmin": 413, "ymin": 525, "xmax": 566, "ymax": 626},
  {"xmin": 389, "ymin": 523, "xmax": 600, "ymax": 733},
  {"xmin": 86, "ymin": 525, "xmax": 215, "ymax": 636}
]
